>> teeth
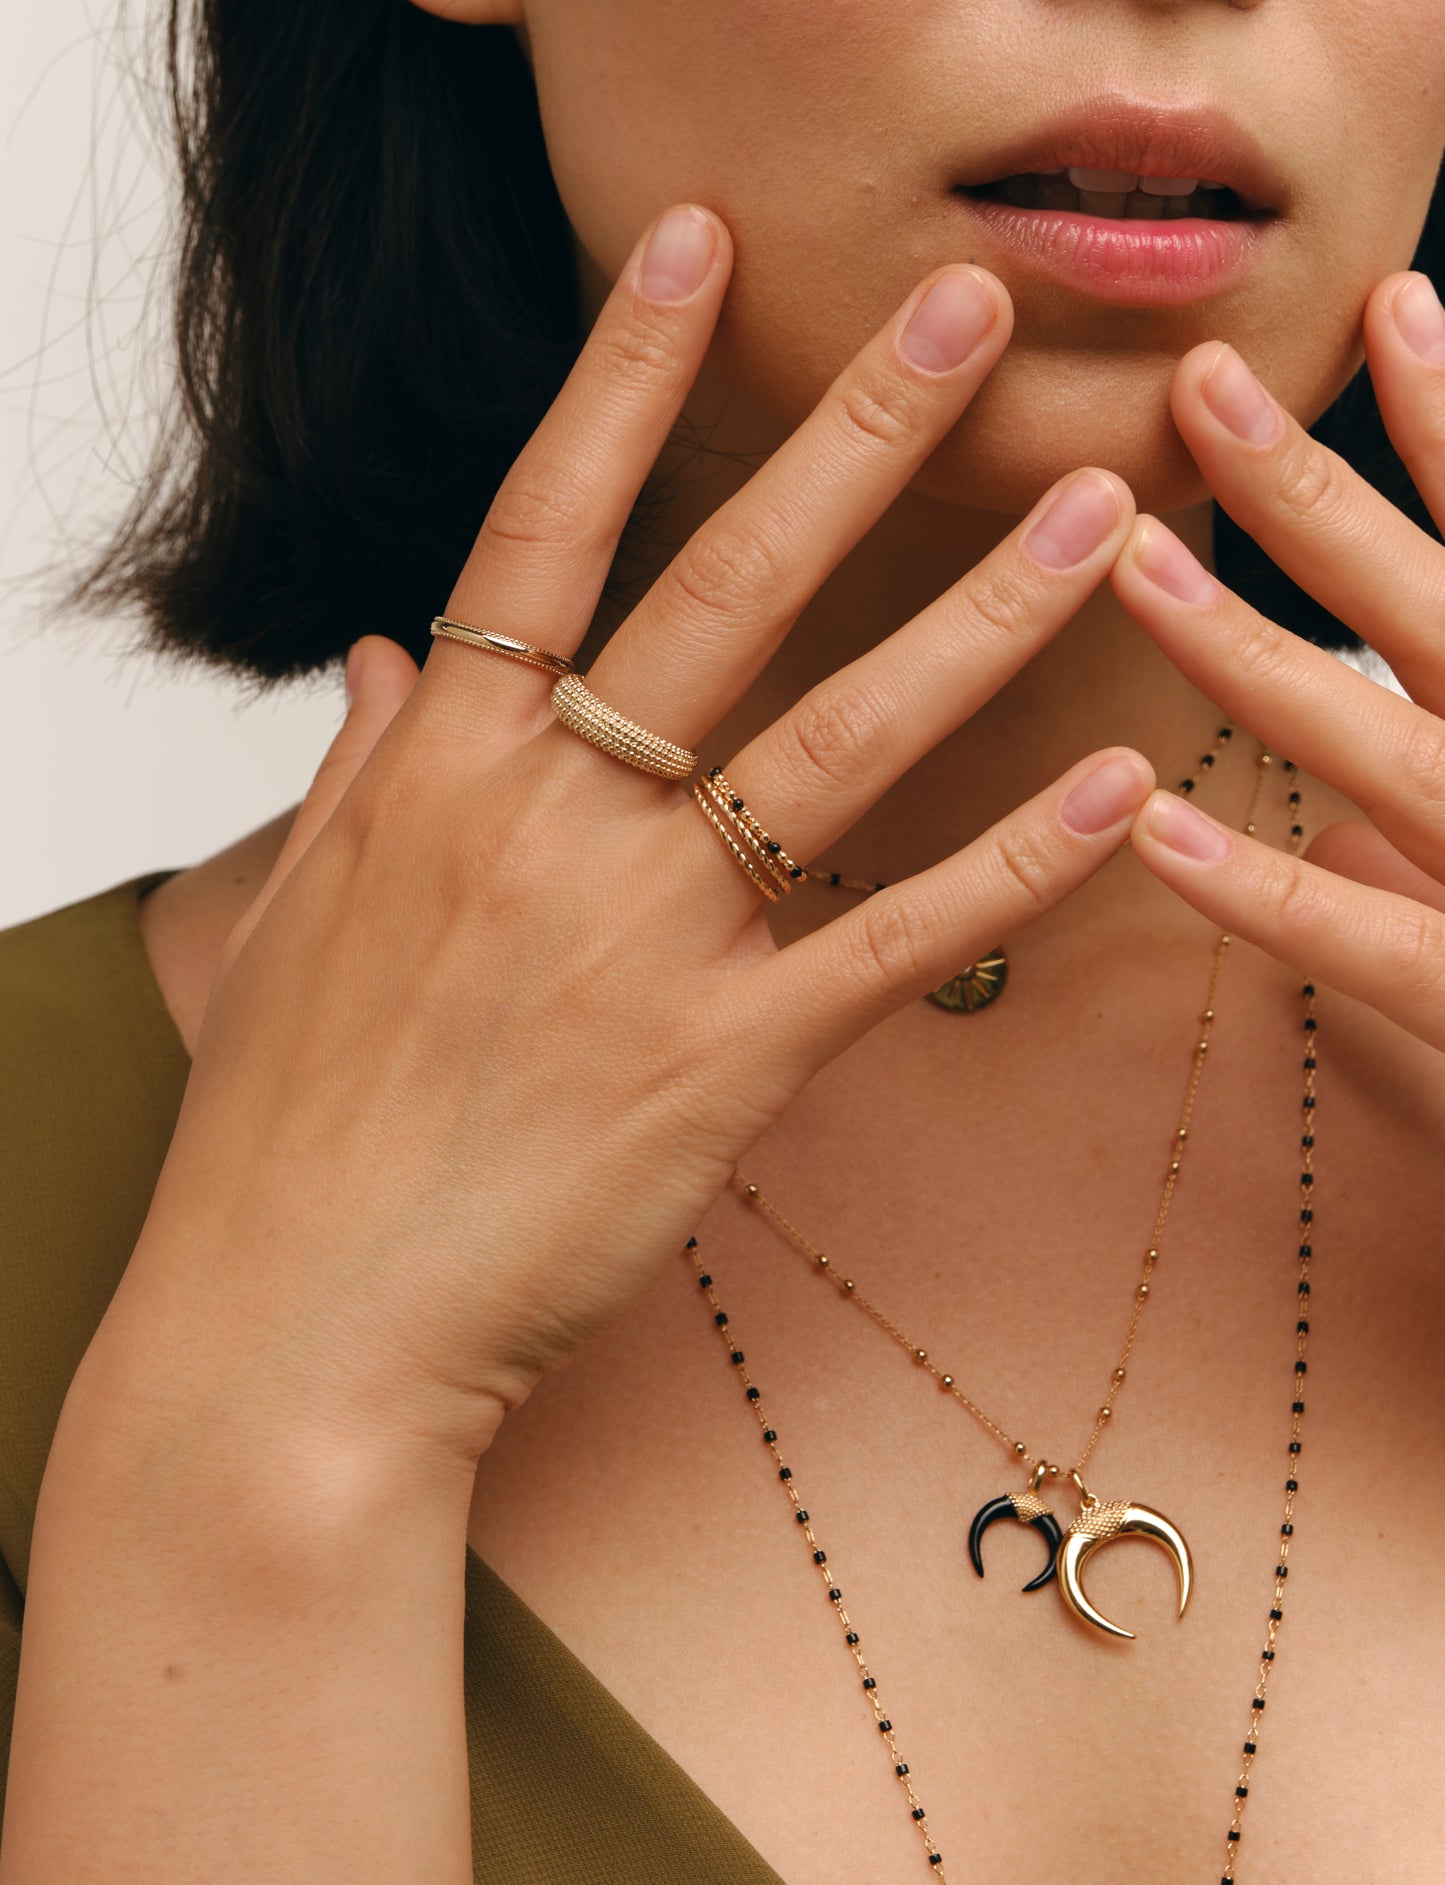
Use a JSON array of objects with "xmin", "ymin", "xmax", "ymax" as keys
[
  {"xmin": 1068, "ymin": 166, "xmax": 1139, "ymax": 193},
  {"xmin": 979, "ymin": 175, "xmax": 1229, "ymax": 220},
  {"xmin": 1064, "ymin": 165, "xmax": 1206, "ymax": 198}
]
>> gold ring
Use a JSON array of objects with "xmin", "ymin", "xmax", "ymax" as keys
[
  {"xmin": 693, "ymin": 765, "xmax": 807, "ymax": 898},
  {"xmin": 430, "ymin": 617, "xmax": 576, "ymax": 676},
  {"xmin": 550, "ymin": 673, "xmax": 698, "ymax": 780},
  {"xmin": 692, "ymin": 787, "xmax": 784, "ymax": 901}
]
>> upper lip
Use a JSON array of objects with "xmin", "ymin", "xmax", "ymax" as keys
[{"xmin": 953, "ymin": 96, "xmax": 1288, "ymax": 214}]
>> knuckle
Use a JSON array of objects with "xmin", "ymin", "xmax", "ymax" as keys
[
  {"xmin": 1395, "ymin": 717, "xmax": 1445, "ymax": 808},
  {"xmin": 1272, "ymin": 437, "xmax": 1344, "ymax": 527},
  {"xmin": 852, "ymin": 889, "xmax": 936, "ymax": 989},
  {"xmin": 776, "ymin": 683, "xmax": 891, "ymax": 796},
  {"xmin": 988, "ymin": 824, "xmax": 1057, "ymax": 914},
  {"xmin": 1226, "ymin": 611, "xmax": 1291, "ymax": 688},
  {"xmin": 959, "ymin": 563, "xmax": 1044, "ymax": 648},
  {"xmin": 1380, "ymin": 900, "xmax": 1445, "ymax": 1001},
  {"xmin": 481, "ymin": 471, "xmax": 594, "ymax": 553},
  {"xmin": 830, "ymin": 369, "xmax": 914, "ymax": 453},
  {"xmin": 661, "ymin": 525, "xmax": 787, "ymax": 624},
  {"xmin": 595, "ymin": 309, "xmax": 679, "ymax": 392},
  {"xmin": 1263, "ymin": 856, "xmax": 1331, "ymax": 937},
  {"xmin": 330, "ymin": 740, "xmax": 416, "ymax": 836}
]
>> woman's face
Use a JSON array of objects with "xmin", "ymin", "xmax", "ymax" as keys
[{"xmin": 516, "ymin": 1, "xmax": 1445, "ymax": 517}]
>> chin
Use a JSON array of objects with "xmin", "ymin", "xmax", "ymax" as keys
[{"xmin": 904, "ymin": 355, "xmax": 1214, "ymax": 520}]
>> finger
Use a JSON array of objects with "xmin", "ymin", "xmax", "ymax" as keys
[
  {"xmin": 419, "ymin": 203, "xmax": 732, "ymax": 725},
  {"xmin": 1365, "ymin": 273, "xmax": 1445, "ymax": 540},
  {"xmin": 1131, "ymin": 791, "xmax": 1445, "ymax": 1052},
  {"xmin": 1164, "ymin": 330, "xmax": 1445, "ymax": 706},
  {"xmin": 219, "ymin": 635, "xmax": 421, "ymax": 972},
  {"xmin": 1112, "ymin": 517, "xmax": 1445, "ymax": 886},
  {"xmin": 1307, "ymin": 819, "xmax": 1445, "ymax": 916},
  {"xmin": 706, "ymin": 468, "xmax": 1130, "ymax": 867},
  {"xmin": 745, "ymin": 747, "xmax": 1154, "ymax": 1068},
  {"xmin": 579, "ymin": 263, "xmax": 1011, "ymax": 745}
]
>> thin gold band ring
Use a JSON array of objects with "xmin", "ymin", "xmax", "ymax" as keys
[{"xmin": 430, "ymin": 617, "xmax": 576, "ymax": 676}]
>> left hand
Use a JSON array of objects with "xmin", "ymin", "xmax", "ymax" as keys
[{"xmin": 1110, "ymin": 269, "xmax": 1445, "ymax": 1053}]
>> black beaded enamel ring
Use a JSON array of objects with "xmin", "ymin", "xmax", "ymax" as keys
[{"xmin": 692, "ymin": 765, "xmax": 807, "ymax": 900}]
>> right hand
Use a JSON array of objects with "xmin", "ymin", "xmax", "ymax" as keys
[{"xmin": 93, "ymin": 202, "xmax": 1149, "ymax": 1471}]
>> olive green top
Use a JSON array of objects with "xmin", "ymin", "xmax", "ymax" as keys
[{"xmin": 0, "ymin": 872, "xmax": 782, "ymax": 1882}]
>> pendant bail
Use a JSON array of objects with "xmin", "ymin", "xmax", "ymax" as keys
[{"xmin": 1071, "ymin": 1468, "xmax": 1100, "ymax": 1510}]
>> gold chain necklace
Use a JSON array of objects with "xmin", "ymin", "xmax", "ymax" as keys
[{"xmin": 686, "ymin": 737, "xmax": 1316, "ymax": 1881}]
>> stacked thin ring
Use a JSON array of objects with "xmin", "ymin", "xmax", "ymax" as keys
[
  {"xmin": 549, "ymin": 673, "xmax": 698, "ymax": 780},
  {"xmin": 430, "ymin": 617, "xmax": 576, "ymax": 675},
  {"xmin": 693, "ymin": 765, "xmax": 807, "ymax": 900}
]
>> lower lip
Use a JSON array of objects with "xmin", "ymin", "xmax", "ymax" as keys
[{"xmin": 952, "ymin": 193, "xmax": 1275, "ymax": 306}]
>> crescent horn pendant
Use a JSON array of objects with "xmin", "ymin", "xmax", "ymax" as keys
[
  {"xmin": 1056, "ymin": 1502, "xmax": 1195, "ymax": 1641},
  {"xmin": 967, "ymin": 1493, "xmax": 1064, "ymax": 1594}
]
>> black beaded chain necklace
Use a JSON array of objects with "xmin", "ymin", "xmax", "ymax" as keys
[{"xmin": 686, "ymin": 734, "xmax": 1318, "ymax": 1881}]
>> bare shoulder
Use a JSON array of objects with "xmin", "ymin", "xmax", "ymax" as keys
[{"xmin": 137, "ymin": 810, "xmax": 295, "ymax": 1055}]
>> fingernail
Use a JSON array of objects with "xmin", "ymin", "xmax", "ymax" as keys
[
  {"xmin": 1061, "ymin": 753, "xmax": 1148, "ymax": 835},
  {"xmin": 899, "ymin": 269, "xmax": 996, "ymax": 372},
  {"xmin": 639, "ymin": 207, "xmax": 717, "ymax": 303},
  {"xmin": 1393, "ymin": 275, "xmax": 1445, "ymax": 365},
  {"xmin": 1145, "ymin": 793, "xmax": 1233, "ymax": 861},
  {"xmin": 344, "ymin": 639, "xmax": 366, "ymax": 705},
  {"xmin": 1201, "ymin": 344, "xmax": 1282, "ymax": 446},
  {"xmin": 1133, "ymin": 520, "xmax": 1220, "ymax": 605},
  {"xmin": 1022, "ymin": 471, "xmax": 1120, "ymax": 571}
]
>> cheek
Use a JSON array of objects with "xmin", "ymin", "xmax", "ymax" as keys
[
  {"xmin": 1242, "ymin": 6, "xmax": 1445, "ymax": 454},
  {"xmin": 527, "ymin": 0, "xmax": 904, "ymax": 285},
  {"xmin": 1290, "ymin": 1, "xmax": 1445, "ymax": 307}
]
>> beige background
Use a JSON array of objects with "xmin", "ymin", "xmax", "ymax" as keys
[
  {"xmin": 0, "ymin": 3, "xmax": 1404, "ymax": 936},
  {"xmin": 0, "ymin": 0, "xmax": 342, "ymax": 932}
]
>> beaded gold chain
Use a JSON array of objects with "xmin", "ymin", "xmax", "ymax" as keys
[{"xmin": 686, "ymin": 735, "xmax": 1317, "ymax": 1880}]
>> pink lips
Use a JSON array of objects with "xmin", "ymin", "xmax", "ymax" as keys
[
  {"xmin": 954, "ymin": 195, "xmax": 1275, "ymax": 306},
  {"xmin": 947, "ymin": 96, "xmax": 1286, "ymax": 306}
]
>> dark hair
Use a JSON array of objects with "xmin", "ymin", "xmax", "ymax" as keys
[{"xmin": 76, "ymin": 0, "xmax": 1444, "ymax": 682}]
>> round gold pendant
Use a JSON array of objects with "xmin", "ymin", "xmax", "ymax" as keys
[{"xmin": 927, "ymin": 946, "xmax": 1008, "ymax": 1013}]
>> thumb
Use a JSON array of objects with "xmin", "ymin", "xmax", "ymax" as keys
[
  {"xmin": 220, "ymin": 634, "xmax": 421, "ymax": 972},
  {"xmin": 1305, "ymin": 818, "xmax": 1445, "ymax": 916}
]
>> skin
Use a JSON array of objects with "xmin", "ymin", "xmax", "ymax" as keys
[
  {"xmin": 398, "ymin": 0, "xmax": 1445, "ymax": 875},
  {"xmin": 60, "ymin": 0, "xmax": 1445, "ymax": 1879}
]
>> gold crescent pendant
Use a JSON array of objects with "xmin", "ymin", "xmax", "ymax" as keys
[
  {"xmin": 926, "ymin": 945, "xmax": 1008, "ymax": 1012},
  {"xmin": 1056, "ymin": 1499, "xmax": 1195, "ymax": 1641}
]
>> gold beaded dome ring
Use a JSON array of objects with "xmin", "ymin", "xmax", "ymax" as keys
[{"xmin": 550, "ymin": 672, "xmax": 698, "ymax": 781}]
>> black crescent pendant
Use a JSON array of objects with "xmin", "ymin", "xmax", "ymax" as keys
[{"xmin": 967, "ymin": 1490, "xmax": 1063, "ymax": 1594}]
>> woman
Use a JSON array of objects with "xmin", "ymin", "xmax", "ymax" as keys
[{"xmin": 1, "ymin": 0, "xmax": 1442, "ymax": 1877}]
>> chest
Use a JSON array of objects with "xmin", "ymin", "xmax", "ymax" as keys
[{"xmin": 466, "ymin": 973, "xmax": 1445, "ymax": 1882}]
